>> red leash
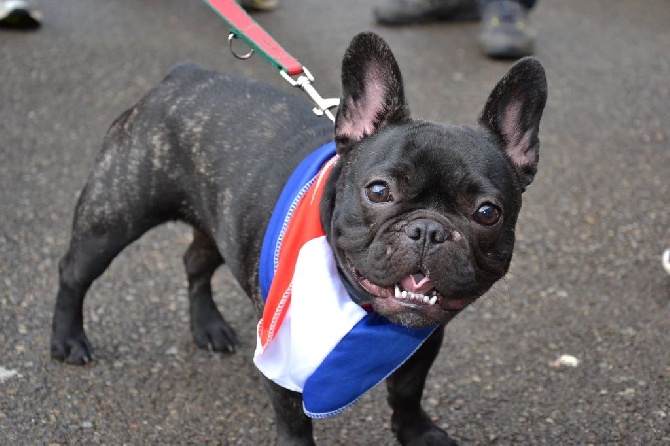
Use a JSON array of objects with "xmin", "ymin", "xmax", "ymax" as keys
[{"xmin": 201, "ymin": 0, "xmax": 339, "ymax": 121}]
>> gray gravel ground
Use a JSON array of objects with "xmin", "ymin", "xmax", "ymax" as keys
[{"xmin": 1, "ymin": 0, "xmax": 668, "ymax": 444}]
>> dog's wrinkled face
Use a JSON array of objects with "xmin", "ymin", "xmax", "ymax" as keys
[
  {"xmin": 321, "ymin": 33, "xmax": 547, "ymax": 327},
  {"xmin": 329, "ymin": 123, "xmax": 520, "ymax": 327}
]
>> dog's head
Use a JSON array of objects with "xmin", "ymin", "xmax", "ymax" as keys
[{"xmin": 320, "ymin": 32, "xmax": 547, "ymax": 328}]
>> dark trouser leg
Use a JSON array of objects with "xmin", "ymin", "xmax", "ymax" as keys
[{"xmin": 479, "ymin": 0, "xmax": 537, "ymax": 9}]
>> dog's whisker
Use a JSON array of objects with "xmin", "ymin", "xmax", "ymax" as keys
[
  {"xmin": 486, "ymin": 288, "xmax": 511, "ymax": 305},
  {"xmin": 489, "ymin": 282, "xmax": 511, "ymax": 297},
  {"xmin": 498, "ymin": 277, "xmax": 514, "ymax": 300},
  {"xmin": 503, "ymin": 269, "xmax": 532, "ymax": 284}
]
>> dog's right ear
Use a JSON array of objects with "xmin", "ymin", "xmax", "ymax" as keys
[{"xmin": 334, "ymin": 32, "xmax": 410, "ymax": 154}]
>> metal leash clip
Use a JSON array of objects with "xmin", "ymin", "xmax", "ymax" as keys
[
  {"xmin": 279, "ymin": 68, "xmax": 340, "ymax": 122},
  {"xmin": 228, "ymin": 33, "xmax": 254, "ymax": 60},
  {"xmin": 227, "ymin": 32, "xmax": 339, "ymax": 122}
]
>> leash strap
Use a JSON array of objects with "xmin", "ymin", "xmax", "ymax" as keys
[
  {"xmin": 202, "ymin": 0, "xmax": 303, "ymax": 75},
  {"xmin": 201, "ymin": 0, "xmax": 339, "ymax": 121}
]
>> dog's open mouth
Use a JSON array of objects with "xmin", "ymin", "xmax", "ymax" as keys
[
  {"xmin": 393, "ymin": 273, "xmax": 441, "ymax": 306},
  {"xmin": 355, "ymin": 271, "xmax": 440, "ymax": 307},
  {"xmin": 351, "ymin": 267, "xmax": 474, "ymax": 311}
]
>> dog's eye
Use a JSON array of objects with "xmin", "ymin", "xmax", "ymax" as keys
[
  {"xmin": 473, "ymin": 203, "xmax": 502, "ymax": 226},
  {"xmin": 365, "ymin": 182, "xmax": 392, "ymax": 203}
]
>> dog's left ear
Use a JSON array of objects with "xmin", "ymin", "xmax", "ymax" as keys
[
  {"xmin": 479, "ymin": 57, "xmax": 548, "ymax": 189},
  {"xmin": 335, "ymin": 32, "xmax": 410, "ymax": 154}
]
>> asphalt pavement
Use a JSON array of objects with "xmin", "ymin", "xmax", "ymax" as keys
[{"xmin": 1, "ymin": 0, "xmax": 668, "ymax": 444}]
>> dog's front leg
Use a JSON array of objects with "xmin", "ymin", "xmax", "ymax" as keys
[
  {"xmin": 386, "ymin": 325, "xmax": 457, "ymax": 446},
  {"xmin": 262, "ymin": 376, "xmax": 315, "ymax": 446}
]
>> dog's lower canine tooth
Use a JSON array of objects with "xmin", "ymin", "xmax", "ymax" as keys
[{"xmin": 429, "ymin": 296, "xmax": 438, "ymax": 305}]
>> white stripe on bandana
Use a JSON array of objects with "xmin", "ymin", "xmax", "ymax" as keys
[{"xmin": 254, "ymin": 236, "xmax": 367, "ymax": 392}]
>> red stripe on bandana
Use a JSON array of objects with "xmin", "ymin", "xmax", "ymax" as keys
[{"xmin": 258, "ymin": 156, "xmax": 339, "ymax": 348}]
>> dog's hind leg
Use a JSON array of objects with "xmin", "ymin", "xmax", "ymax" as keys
[
  {"xmin": 386, "ymin": 325, "xmax": 458, "ymax": 446},
  {"xmin": 51, "ymin": 111, "xmax": 188, "ymax": 364},
  {"xmin": 183, "ymin": 228, "xmax": 237, "ymax": 353},
  {"xmin": 50, "ymin": 194, "xmax": 166, "ymax": 364}
]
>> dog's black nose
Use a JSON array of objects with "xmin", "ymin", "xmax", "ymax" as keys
[{"xmin": 405, "ymin": 219, "xmax": 447, "ymax": 245}]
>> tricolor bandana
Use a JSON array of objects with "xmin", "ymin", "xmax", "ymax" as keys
[{"xmin": 255, "ymin": 141, "xmax": 438, "ymax": 418}]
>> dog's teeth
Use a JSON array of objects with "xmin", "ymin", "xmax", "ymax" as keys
[{"xmin": 397, "ymin": 289, "xmax": 440, "ymax": 304}]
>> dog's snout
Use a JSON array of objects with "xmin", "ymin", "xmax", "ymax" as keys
[{"xmin": 405, "ymin": 219, "xmax": 448, "ymax": 245}]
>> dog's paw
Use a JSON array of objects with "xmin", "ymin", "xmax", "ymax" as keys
[
  {"xmin": 191, "ymin": 313, "xmax": 238, "ymax": 353},
  {"xmin": 393, "ymin": 410, "xmax": 458, "ymax": 446},
  {"xmin": 403, "ymin": 429, "xmax": 458, "ymax": 446},
  {"xmin": 50, "ymin": 330, "xmax": 95, "ymax": 365}
]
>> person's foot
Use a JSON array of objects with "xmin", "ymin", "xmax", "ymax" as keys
[
  {"xmin": 374, "ymin": 0, "xmax": 480, "ymax": 26},
  {"xmin": 238, "ymin": 0, "xmax": 278, "ymax": 11},
  {"xmin": 0, "ymin": 0, "xmax": 42, "ymax": 30},
  {"xmin": 479, "ymin": 0, "xmax": 535, "ymax": 58}
]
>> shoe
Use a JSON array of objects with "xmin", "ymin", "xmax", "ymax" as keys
[
  {"xmin": 0, "ymin": 0, "xmax": 42, "ymax": 29},
  {"xmin": 479, "ymin": 0, "xmax": 535, "ymax": 59},
  {"xmin": 238, "ymin": 0, "xmax": 278, "ymax": 11},
  {"xmin": 374, "ymin": 0, "xmax": 480, "ymax": 26}
]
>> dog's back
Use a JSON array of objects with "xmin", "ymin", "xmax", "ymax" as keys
[{"xmin": 77, "ymin": 64, "xmax": 333, "ymax": 286}]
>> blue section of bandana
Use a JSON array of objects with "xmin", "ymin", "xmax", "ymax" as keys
[
  {"xmin": 302, "ymin": 314, "xmax": 437, "ymax": 418},
  {"xmin": 259, "ymin": 141, "xmax": 337, "ymax": 301}
]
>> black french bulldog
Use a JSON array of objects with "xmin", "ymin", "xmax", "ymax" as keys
[{"xmin": 51, "ymin": 32, "xmax": 547, "ymax": 445}]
